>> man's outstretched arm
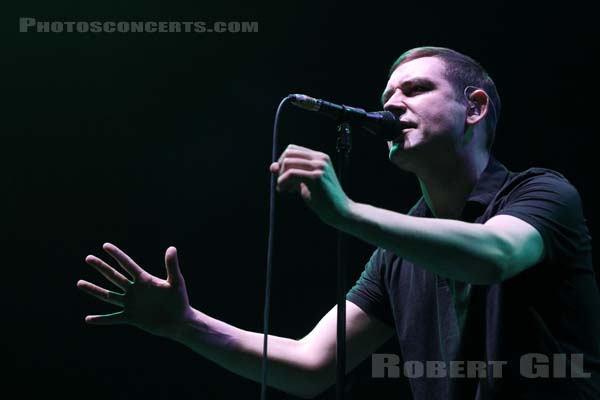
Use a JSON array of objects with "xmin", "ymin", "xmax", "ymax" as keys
[
  {"xmin": 78, "ymin": 243, "xmax": 393, "ymax": 399},
  {"xmin": 174, "ymin": 301, "xmax": 393, "ymax": 398}
]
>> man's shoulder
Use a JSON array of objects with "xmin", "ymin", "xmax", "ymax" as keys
[
  {"xmin": 508, "ymin": 165, "xmax": 567, "ymax": 181},
  {"xmin": 503, "ymin": 165, "xmax": 577, "ymax": 194}
]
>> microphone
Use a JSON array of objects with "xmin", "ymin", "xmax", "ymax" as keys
[{"xmin": 289, "ymin": 94, "xmax": 403, "ymax": 141}]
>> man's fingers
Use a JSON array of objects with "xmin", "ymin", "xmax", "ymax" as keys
[
  {"xmin": 300, "ymin": 182, "xmax": 312, "ymax": 201},
  {"xmin": 277, "ymin": 169, "xmax": 323, "ymax": 193},
  {"xmin": 281, "ymin": 144, "xmax": 314, "ymax": 154},
  {"xmin": 164, "ymin": 246, "xmax": 184, "ymax": 286},
  {"xmin": 280, "ymin": 158, "xmax": 323, "ymax": 173},
  {"xmin": 275, "ymin": 158, "xmax": 327, "ymax": 189},
  {"xmin": 77, "ymin": 280, "xmax": 125, "ymax": 307},
  {"xmin": 84, "ymin": 311, "xmax": 128, "ymax": 325},
  {"xmin": 102, "ymin": 243, "xmax": 144, "ymax": 278},
  {"xmin": 277, "ymin": 148, "xmax": 315, "ymax": 166},
  {"xmin": 85, "ymin": 255, "xmax": 132, "ymax": 290}
]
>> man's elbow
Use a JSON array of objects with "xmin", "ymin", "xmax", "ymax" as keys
[
  {"xmin": 482, "ymin": 217, "xmax": 545, "ymax": 284},
  {"xmin": 290, "ymin": 351, "xmax": 337, "ymax": 398},
  {"xmin": 470, "ymin": 236, "xmax": 516, "ymax": 284},
  {"xmin": 488, "ymin": 237, "xmax": 524, "ymax": 283},
  {"xmin": 488, "ymin": 258, "xmax": 510, "ymax": 284}
]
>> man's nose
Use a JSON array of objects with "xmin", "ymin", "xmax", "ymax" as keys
[{"xmin": 383, "ymin": 92, "xmax": 407, "ymax": 116}]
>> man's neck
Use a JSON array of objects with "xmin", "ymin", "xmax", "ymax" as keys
[{"xmin": 417, "ymin": 151, "xmax": 490, "ymax": 219}]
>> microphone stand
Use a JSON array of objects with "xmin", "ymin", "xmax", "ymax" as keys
[{"xmin": 335, "ymin": 121, "xmax": 351, "ymax": 400}]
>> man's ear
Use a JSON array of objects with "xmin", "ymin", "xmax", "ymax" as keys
[{"xmin": 465, "ymin": 89, "xmax": 490, "ymax": 126}]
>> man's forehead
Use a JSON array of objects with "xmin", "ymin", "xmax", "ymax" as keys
[{"xmin": 385, "ymin": 56, "xmax": 447, "ymax": 88}]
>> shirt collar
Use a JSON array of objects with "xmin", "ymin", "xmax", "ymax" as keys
[
  {"xmin": 467, "ymin": 155, "xmax": 510, "ymax": 206},
  {"xmin": 409, "ymin": 156, "xmax": 510, "ymax": 218}
]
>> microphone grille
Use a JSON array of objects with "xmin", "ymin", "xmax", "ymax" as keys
[{"xmin": 290, "ymin": 94, "xmax": 320, "ymax": 111}]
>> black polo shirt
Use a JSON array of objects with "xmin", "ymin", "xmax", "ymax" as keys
[{"xmin": 347, "ymin": 157, "xmax": 600, "ymax": 399}]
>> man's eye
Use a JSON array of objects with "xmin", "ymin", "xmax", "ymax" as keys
[{"xmin": 410, "ymin": 86, "xmax": 427, "ymax": 95}]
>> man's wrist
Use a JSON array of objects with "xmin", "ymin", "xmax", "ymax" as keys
[
  {"xmin": 169, "ymin": 308, "xmax": 239, "ymax": 352},
  {"xmin": 335, "ymin": 199, "xmax": 361, "ymax": 232},
  {"xmin": 168, "ymin": 307, "xmax": 203, "ymax": 343}
]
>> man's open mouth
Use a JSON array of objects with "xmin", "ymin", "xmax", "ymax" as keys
[{"xmin": 392, "ymin": 125, "xmax": 415, "ymax": 143}]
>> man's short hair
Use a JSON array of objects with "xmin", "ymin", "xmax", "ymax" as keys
[{"xmin": 388, "ymin": 46, "xmax": 501, "ymax": 151}]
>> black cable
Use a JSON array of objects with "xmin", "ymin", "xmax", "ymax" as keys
[{"xmin": 261, "ymin": 95, "xmax": 295, "ymax": 400}]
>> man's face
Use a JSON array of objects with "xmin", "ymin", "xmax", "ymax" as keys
[{"xmin": 381, "ymin": 56, "xmax": 467, "ymax": 169}]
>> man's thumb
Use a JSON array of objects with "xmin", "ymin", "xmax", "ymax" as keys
[{"xmin": 165, "ymin": 246, "xmax": 184, "ymax": 285}]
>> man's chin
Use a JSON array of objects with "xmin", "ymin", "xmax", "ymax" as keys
[{"xmin": 389, "ymin": 142, "xmax": 421, "ymax": 171}]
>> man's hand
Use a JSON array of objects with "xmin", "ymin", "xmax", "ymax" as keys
[
  {"xmin": 77, "ymin": 243, "xmax": 193, "ymax": 338},
  {"xmin": 270, "ymin": 144, "xmax": 352, "ymax": 226}
]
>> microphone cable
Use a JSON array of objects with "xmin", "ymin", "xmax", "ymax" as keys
[{"xmin": 261, "ymin": 94, "xmax": 295, "ymax": 400}]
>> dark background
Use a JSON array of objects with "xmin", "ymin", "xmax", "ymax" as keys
[{"xmin": 3, "ymin": 1, "xmax": 598, "ymax": 399}]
